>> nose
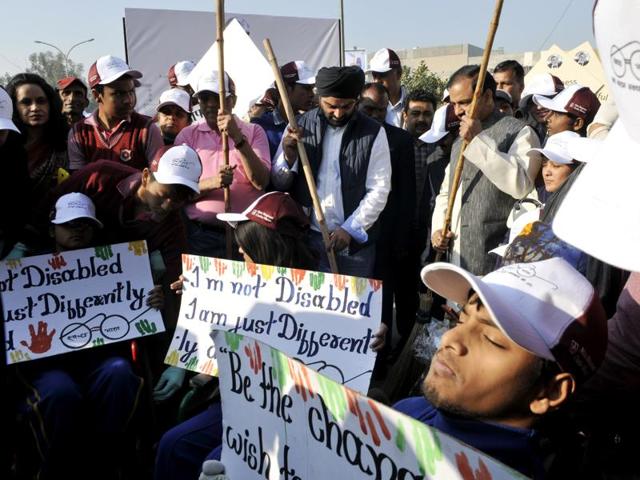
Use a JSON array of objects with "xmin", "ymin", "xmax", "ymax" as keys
[{"xmin": 440, "ymin": 323, "xmax": 468, "ymax": 356}]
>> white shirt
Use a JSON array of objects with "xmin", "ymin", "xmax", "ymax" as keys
[
  {"xmin": 385, "ymin": 85, "xmax": 407, "ymax": 128},
  {"xmin": 272, "ymin": 124, "xmax": 391, "ymax": 243}
]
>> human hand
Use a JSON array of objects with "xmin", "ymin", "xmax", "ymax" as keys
[
  {"xmin": 170, "ymin": 275, "xmax": 185, "ymax": 295},
  {"xmin": 217, "ymin": 112, "xmax": 241, "ymax": 141},
  {"xmin": 146, "ymin": 285, "xmax": 164, "ymax": 310},
  {"xmin": 431, "ymin": 229, "xmax": 455, "ymax": 253},
  {"xmin": 200, "ymin": 165, "xmax": 236, "ymax": 191},
  {"xmin": 199, "ymin": 460, "xmax": 228, "ymax": 480},
  {"xmin": 282, "ymin": 126, "xmax": 301, "ymax": 166},
  {"xmin": 459, "ymin": 116, "xmax": 482, "ymax": 143},
  {"xmin": 370, "ymin": 323, "xmax": 388, "ymax": 352},
  {"xmin": 153, "ymin": 366, "xmax": 186, "ymax": 402},
  {"xmin": 329, "ymin": 227, "xmax": 351, "ymax": 252}
]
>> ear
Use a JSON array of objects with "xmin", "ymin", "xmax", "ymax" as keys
[
  {"xmin": 573, "ymin": 117, "xmax": 585, "ymax": 133},
  {"xmin": 529, "ymin": 372, "xmax": 576, "ymax": 415},
  {"xmin": 141, "ymin": 168, "xmax": 151, "ymax": 188},
  {"xmin": 91, "ymin": 88, "xmax": 101, "ymax": 103}
]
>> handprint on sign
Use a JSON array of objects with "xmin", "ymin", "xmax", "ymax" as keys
[
  {"xmin": 6, "ymin": 259, "xmax": 22, "ymax": 269},
  {"xmin": 165, "ymin": 350, "xmax": 179, "ymax": 366},
  {"xmin": 290, "ymin": 269, "xmax": 306, "ymax": 285},
  {"xmin": 200, "ymin": 359, "xmax": 216, "ymax": 375},
  {"xmin": 345, "ymin": 390, "xmax": 392, "ymax": 447},
  {"xmin": 231, "ymin": 261, "xmax": 246, "ymax": 277},
  {"xmin": 455, "ymin": 452, "xmax": 492, "ymax": 480},
  {"xmin": 276, "ymin": 266, "xmax": 288, "ymax": 275},
  {"xmin": 20, "ymin": 321, "xmax": 56, "ymax": 354},
  {"xmin": 9, "ymin": 350, "xmax": 30, "ymax": 363},
  {"xmin": 368, "ymin": 278, "xmax": 382, "ymax": 292},
  {"xmin": 199, "ymin": 256, "xmax": 211, "ymax": 273},
  {"xmin": 213, "ymin": 258, "xmax": 227, "ymax": 276},
  {"xmin": 287, "ymin": 357, "xmax": 315, "ymax": 402},
  {"xmin": 333, "ymin": 274, "xmax": 347, "ymax": 291},
  {"xmin": 309, "ymin": 272, "xmax": 325, "ymax": 291},
  {"xmin": 351, "ymin": 277, "xmax": 368, "ymax": 296},
  {"xmin": 244, "ymin": 341, "xmax": 263, "ymax": 374},
  {"xmin": 128, "ymin": 241, "xmax": 147, "ymax": 256},
  {"xmin": 185, "ymin": 357, "xmax": 198, "ymax": 370},
  {"xmin": 183, "ymin": 254, "xmax": 195, "ymax": 272},
  {"xmin": 94, "ymin": 245, "xmax": 114, "ymax": 260},
  {"xmin": 260, "ymin": 264, "xmax": 274, "ymax": 280},
  {"xmin": 48, "ymin": 254, "xmax": 67, "ymax": 270},
  {"xmin": 246, "ymin": 261, "xmax": 258, "ymax": 277}
]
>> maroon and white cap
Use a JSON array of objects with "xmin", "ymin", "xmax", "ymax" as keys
[
  {"xmin": 88, "ymin": 55, "xmax": 142, "ymax": 89},
  {"xmin": 280, "ymin": 61, "xmax": 316, "ymax": 85},
  {"xmin": 534, "ymin": 84, "xmax": 601, "ymax": 124},
  {"xmin": 168, "ymin": 60, "xmax": 195, "ymax": 87},
  {"xmin": 419, "ymin": 103, "xmax": 460, "ymax": 144},
  {"xmin": 519, "ymin": 73, "xmax": 565, "ymax": 108},
  {"xmin": 367, "ymin": 48, "xmax": 402, "ymax": 73},
  {"xmin": 217, "ymin": 191, "xmax": 310, "ymax": 238},
  {"xmin": 422, "ymin": 258, "xmax": 608, "ymax": 382}
]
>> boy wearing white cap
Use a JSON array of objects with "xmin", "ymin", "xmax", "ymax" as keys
[
  {"xmin": 68, "ymin": 55, "xmax": 164, "ymax": 171},
  {"xmin": 156, "ymin": 88, "xmax": 192, "ymax": 145}
]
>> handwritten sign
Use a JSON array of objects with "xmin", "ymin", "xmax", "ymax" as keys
[
  {"xmin": 215, "ymin": 332, "xmax": 527, "ymax": 480},
  {"xmin": 0, "ymin": 241, "xmax": 164, "ymax": 364},
  {"xmin": 165, "ymin": 255, "xmax": 382, "ymax": 393}
]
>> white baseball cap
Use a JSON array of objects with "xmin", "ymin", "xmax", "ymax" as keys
[
  {"xmin": 418, "ymin": 103, "xmax": 459, "ymax": 144},
  {"xmin": 192, "ymin": 71, "xmax": 234, "ymax": 98},
  {"xmin": 441, "ymin": 88, "xmax": 450, "ymax": 103},
  {"xmin": 421, "ymin": 258, "xmax": 608, "ymax": 381},
  {"xmin": 280, "ymin": 61, "xmax": 316, "ymax": 85},
  {"xmin": 519, "ymin": 73, "xmax": 564, "ymax": 109},
  {"xmin": 552, "ymin": 0, "xmax": 640, "ymax": 272},
  {"xmin": 52, "ymin": 192, "xmax": 103, "ymax": 228},
  {"xmin": 168, "ymin": 60, "xmax": 195, "ymax": 87},
  {"xmin": 152, "ymin": 145, "xmax": 202, "ymax": 193},
  {"xmin": 367, "ymin": 48, "xmax": 401, "ymax": 73},
  {"xmin": 88, "ymin": 55, "xmax": 142, "ymax": 89},
  {"xmin": 529, "ymin": 131, "xmax": 580, "ymax": 165},
  {"xmin": 0, "ymin": 87, "xmax": 19, "ymax": 133},
  {"xmin": 157, "ymin": 89, "xmax": 192, "ymax": 114}
]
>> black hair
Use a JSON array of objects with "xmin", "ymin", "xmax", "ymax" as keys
[
  {"xmin": 403, "ymin": 89, "xmax": 438, "ymax": 112},
  {"xmin": 493, "ymin": 60, "xmax": 525, "ymax": 85},
  {"xmin": 447, "ymin": 65, "xmax": 497, "ymax": 95},
  {"xmin": 362, "ymin": 82, "xmax": 389, "ymax": 98},
  {"xmin": 6, "ymin": 73, "xmax": 68, "ymax": 152},
  {"xmin": 148, "ymin": 173, "xmax": 198, "ymax": 203},
  {"xmin": 234, "ymin": 221, "xmax": 318, "ymax": 270}
]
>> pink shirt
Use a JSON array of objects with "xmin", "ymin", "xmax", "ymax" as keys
[{"xmin": 175, "ymin": 118, "xmax": 270, "ymax": 225}]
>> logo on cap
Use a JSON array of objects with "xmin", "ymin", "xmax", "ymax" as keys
[{"xmin": 120, "ymin": 149, "xmax": 132, "ymax": 162}]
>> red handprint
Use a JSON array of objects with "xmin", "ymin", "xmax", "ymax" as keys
[
  {"xmin": 244, "ymin": 341, "xmax": 263, "ymax": 374},
  {"xmin": 333, "ymin": 274, "xmax": 347, "ymax": 291},
  {"xmin": 183, "ymin": 254, "xmax": 194, "ymax": 272},
  {"xmin": 20, "ymin": 321, "xmax": 56, "ymax": 353},
  {"xmin": 246, "ymin": 261, "xmax": 258, "ymax": 277},
  {"xmin": 213, "ymin": 258, "xmax": 227, "ymax": 276},
  {"xmin": 455, "ymin": 452, "xmax": 492, "ymax": 480},
  {"xmin": 287, "ymin": 358, "xmax": 315, "ymax": 402},
  {"xmin": 368, "ymin": 279, "xmax": 382, "ymax": 291},
  {"xmin": 345, "ymin": 390, "xmax": 391, "ymax": 446},
  {"xmin": 48, "ymin": 254, "xmax": 67, "ymax": 270},
  {"xmin": 291, "ymin": 269, "xmax": 306, "ymax": 285}
]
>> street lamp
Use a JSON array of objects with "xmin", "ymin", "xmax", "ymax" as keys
[{"xmin": 34, "ymin": 38, "xmax": 95, "ymax": 76}]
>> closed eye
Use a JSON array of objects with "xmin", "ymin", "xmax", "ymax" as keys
[{"xmin": 484, "ymin": 334, "xmax": 505, "ymax": 349}]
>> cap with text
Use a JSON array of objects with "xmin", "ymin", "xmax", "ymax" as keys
[
  {"xmin": 421, "ymin": 258, "xmax": 608, "ymax": 382},
  {"xmin": 534, "ymin": 84, "xmax": 601, "ymax": 125},
  {"xmin": 367, "ymin": 48, "xmax": 401, "ymax": 73},
  {"xmin": 280, "ymin": 61, "xmax": 316, "ymax": 85},
  {"xmin": 88, "ymin": 55, "xmax": 142, "ymax": 89},
  {"xmin": 151, "ymin": 145, "xmax": 202, "ymax": 194},
  {"xmin": 168, "ymin": 60, "xmax": 195, "ymax": 87},
  {"xmin": 192, "ymin": 71, "xmax": 235, "ymax": 98},
  {"xmin": 157, "ymin": 88, "xmax": 192, "ymax": 114},
  {"xmin": 419, "ymin": 103, "xmax": 460, "ymax": 144},
  {"xmin": 52, "ymin": 192, "xmax": 103, "ymax": 228},
  {"xmin": 0, "ymin": 87, "xmax": 19, "ymax": 133}
]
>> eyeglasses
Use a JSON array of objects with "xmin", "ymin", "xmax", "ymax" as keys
[{"xmin": 610, "ymin": 41, "xmax": 640, "ymax": 80}]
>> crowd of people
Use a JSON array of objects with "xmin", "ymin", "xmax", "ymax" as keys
[{"xmin": 1, "ymin": 4, "xmax": 639, "ymax": 478}]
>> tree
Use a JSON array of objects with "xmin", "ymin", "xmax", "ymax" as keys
[
  {"xmin": 26, "ymin": 51, "xmax": 84, "ymax": 87},
  {"xmin": 0, "ymin": 72, "xmax": 12, "ymax": 87},
  {"xmin": 401, "ymin": 61, "xmax": 447, "ymax": 101}
]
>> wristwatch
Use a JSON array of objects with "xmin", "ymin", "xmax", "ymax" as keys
[{"xmin": 234, "ymin": 135, "xmax": 247, "ymax": 149}]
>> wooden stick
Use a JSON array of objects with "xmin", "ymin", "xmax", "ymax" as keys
[
  {"xmin": 262, "ymin": 38, "xmax": 340, "ymax": 274},
  {"xmin": 216, "ymin": 0, "xmax": 233, "ymax": 258},
  {"xmin": 437, "ymin": 0, "xmax": 505, "ymax": 260}
]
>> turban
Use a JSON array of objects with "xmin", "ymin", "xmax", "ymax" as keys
[{"xmin": 315, "ymin": 66, "xmax": 365, "ymax": 99}]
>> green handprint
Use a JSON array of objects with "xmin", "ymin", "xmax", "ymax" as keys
[
  {"xmin": 135, "ymin": 319, "xmax": 157, "ymax": 335},
  {"xmin": 309, "ymin": 272, "xmax": 325, "ymax": 291},
  {"xmin": 315, "ymin": 374, "xmax": 348, "ymax": 422},
  {"xmin": 224, "ymin": 331, "xmax": 243, "ymax": 352},
  {"xmin": 270, "ymin": 348, "xmax": 291, "ymax": 391},
  {"xmin": 231, "ymin": 261, "xmax": 246, "ymax": 277},
  {"xmin": 276, "ymin": 266, "xmax": 288, "ymax": 275},
  {"xmin": 185, "ymin": 357, "xmax": 198, "ymax": 370},
  {"xmin": 199, "ymin": 257, "xmax": 211, "ymax": 273},
  {"xmin": 351, "ymin": 277, "xmax": 369, "ymax": 296},
  {"xmin": 10, "ymin": 350, "xmax": 25, "ymax": 363},
  {"xmin": 92, "ymin": 337, "xmax": 105, "ymax": 347},
  {"xmin": 411, "ymin": 420, "xmax": 443, "ymax": 476},
  {"xmin": 166, "ymin": 350, "xmax": 179, "ymax": 366},
  {"xmin": 396, "ymin": 419, "xmax": 407, "ymax": 452},
  {"xmin": 94, "ymin": 245, "xmax": 114, "ymax": 261}
]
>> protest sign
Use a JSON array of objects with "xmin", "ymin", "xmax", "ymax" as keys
[
  {"xmin": 0, "ymin": 241, "xmax": 164, "ymax": 365},
  {"xmin": 214, "ymin": 331, "xmax": 527, "ymax": 480},
  {"xmin": 165, "ymin": 255, "xmax": 382, "ymax": 394}
]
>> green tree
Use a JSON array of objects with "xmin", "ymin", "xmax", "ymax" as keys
[
  {"xmin": 0, "ymin": 72, "xmax": 12, "ymax": 87},
  {"xmin": 26, "ymin": 51, "xmax": 84, "ymax": 87},
  {"xmin": 401, "ymin": 61, "xmax": 447, "ymax": 101}
]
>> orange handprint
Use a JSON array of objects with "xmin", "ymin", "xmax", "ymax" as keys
[
  {"xmin": 213, "ymin": 258, "xmax": 227, "ymax": 276},
  {"xmin": 20, "ymin": 321, "xmax": 56, "ymax": 354},
  {"xmin": 246, "ymin": 261, "xmax": 258, "ymax": 277},
  {"xmin": 287, "ymin": 358, "xmax": 315, "ymax": 402},
  {"xmin": 244, "ymin": 341, "xmax": 263, "ymax": 374},
  {"xmin": 368, "ymin": 279, "xmax": 382, "ymax": 291},
  {"xmin": 183, "ymin": 254, "xmax": 194, "ymax": 272},
  {"xmin": 200, "ymin": 359, "xmax": 217, "ymax": 376},
  {"xmin": 333, "ymin": 274, "xmax": 347, "ymax": 291},
  {"xmin": 455, "ymin": 452, "xmax": 492, "ymax": 480},
  {"xmin": 345, "ymin": 390, "xmax": 391, "ymax": 446},
  {"xmin": 291, "ymin": 269, "xmax": 306, "ymax": 285}
]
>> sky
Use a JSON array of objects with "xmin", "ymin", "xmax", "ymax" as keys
[{"xmin": 1, "ymin": 0, "xmax": 594, "ymax": 78}]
